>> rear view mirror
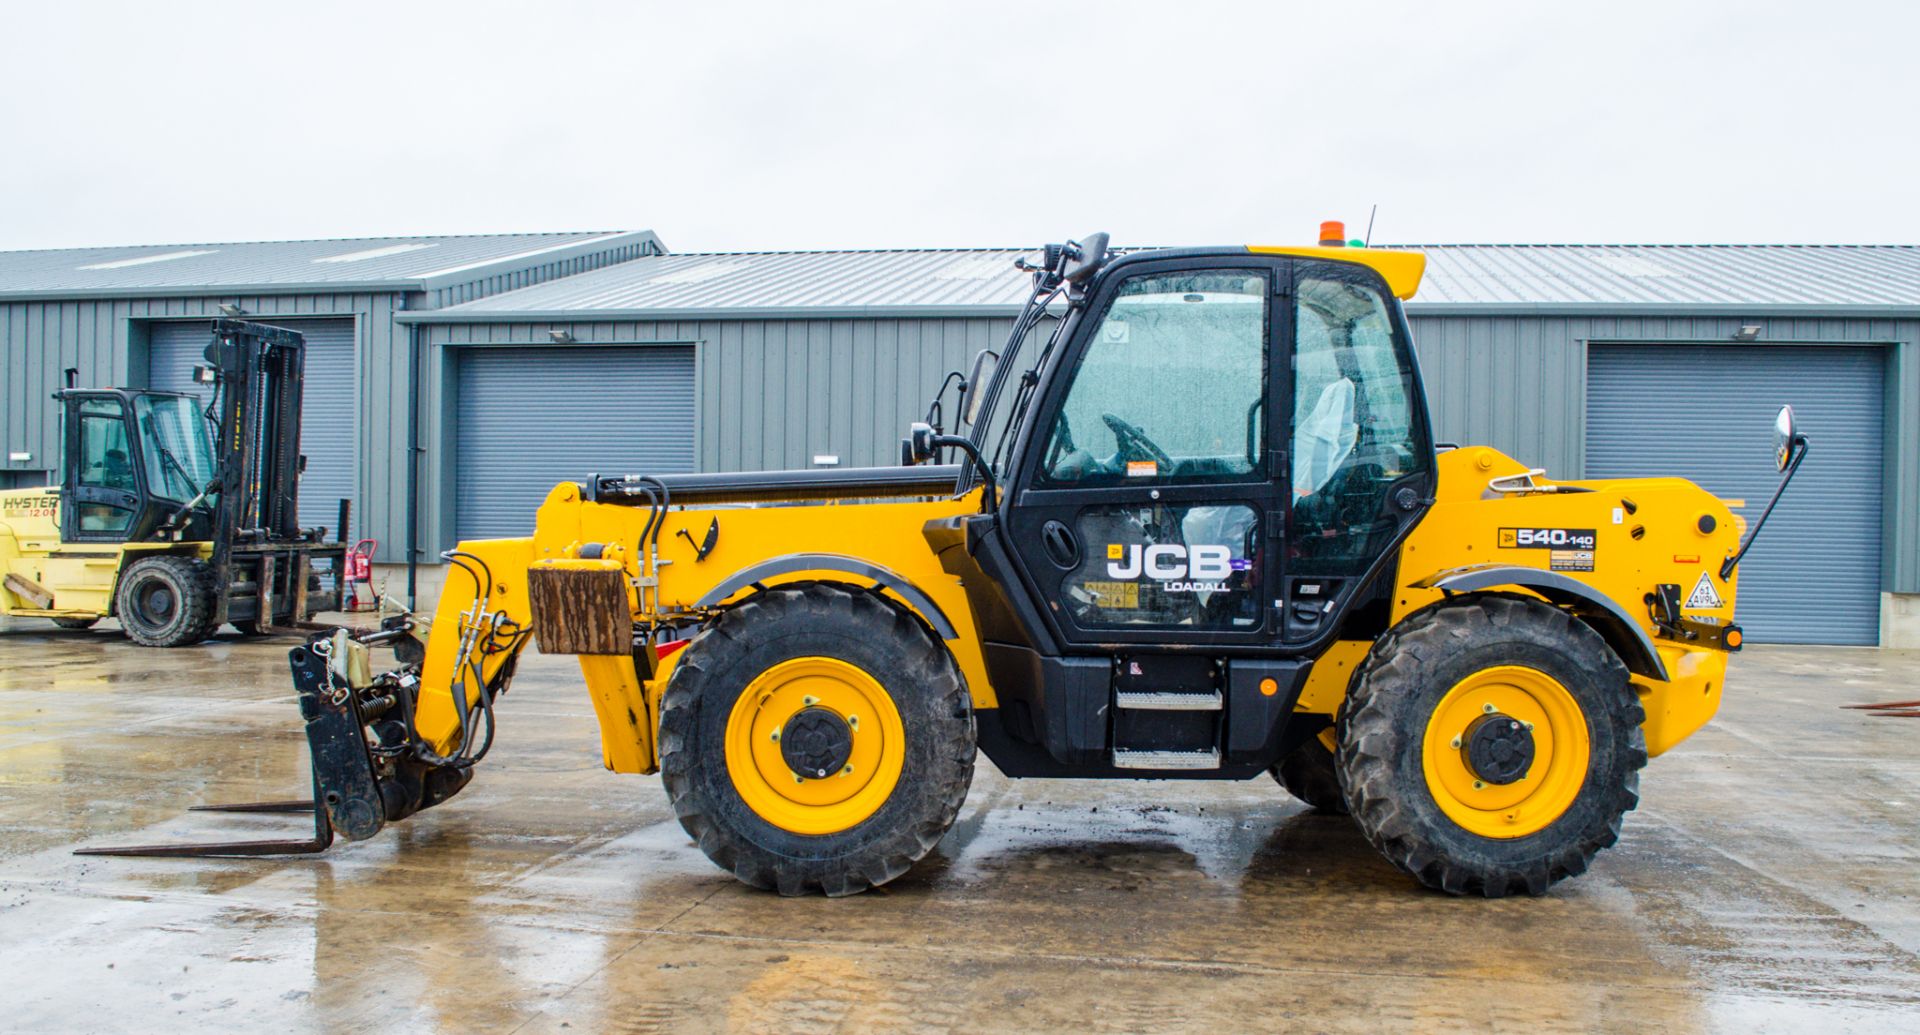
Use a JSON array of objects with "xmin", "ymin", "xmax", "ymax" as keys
[
  {"xmin": 961, "ymin": 349, "xmax": 998, "ymax": 427},
  {"xmin": 1062, "ymin": 232, "xmax": 1110, "ymax": 286},
  {"xmin": 1773, "ymin": 405, "xmax": 1797, "ymax": 471},
  {"xmin": 906, "ymin": 422, "xmax": 937, "ymax": 463}
]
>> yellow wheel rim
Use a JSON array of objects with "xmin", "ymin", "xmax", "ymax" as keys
[
  {"xmin": 724, "ymin": 656, "xmax": 906, "ymax": 836},
  {"xmin": 1421, "ymin": 665, "xmax": 1590, "ymax": 839}
]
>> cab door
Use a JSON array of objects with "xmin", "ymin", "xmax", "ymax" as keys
[
  {"xmin": 1000, "ymin": 257, "xmax": 1290, "ymax": 646},
  {"xmin": 59, "ymin": 395, "xmax": 144, "ymax": 543}
]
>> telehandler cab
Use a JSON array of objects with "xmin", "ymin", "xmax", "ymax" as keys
[
  {"xmin": 83, "ymin": 234, "xmax": 1807, "ymax": 897},
  {"xmin": 2, "ymin": 319, "xmax": 347, "ymax": 646}
]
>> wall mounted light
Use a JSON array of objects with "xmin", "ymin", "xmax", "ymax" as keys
[
  {"xmin": 1732, "ymin": 325, "xmax": 1762, "ymax": 342},
  {"xmin": 549, "ymin": 330, "xmax": 575, "ymax": 344}
]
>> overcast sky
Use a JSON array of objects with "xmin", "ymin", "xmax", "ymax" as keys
[{"xmin": 3, "ymin": 1, "xmax": 1914, "ymax": 252}]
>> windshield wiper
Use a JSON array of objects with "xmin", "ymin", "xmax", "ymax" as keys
[{"xmin": 152, "ymin": 439, "xmax": 202, "ymax": 501}]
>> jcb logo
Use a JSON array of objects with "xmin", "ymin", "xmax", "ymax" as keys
[{"xmin": 1106, "ymin": 544, "xmax": 1233, "ymax": 581}]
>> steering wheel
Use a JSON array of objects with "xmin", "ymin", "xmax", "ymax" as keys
[{"xmin": 1101, "ymin": 413, "xmax": 1172, "ymax": 471}]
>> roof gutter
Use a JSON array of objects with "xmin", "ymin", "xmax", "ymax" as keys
[
  {"xmin": 398, "ymin": 300, "xmax": 1920, "ymax": 324},
  {"xmin": 1403, "ymin": 301, "xmax": 1920, "ymax": 318},
  {"xmin": 395, "ymin": 302, "xmax": 1032, "ymax": 324}
]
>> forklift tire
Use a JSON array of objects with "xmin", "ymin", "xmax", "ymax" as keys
[
  {"xmin": 1271, "ymin": 737, "xmax": 1348, "ymax": 815},
  {"xmin": 1337, "ymin": 593, "xmax": 1646, "ymax": 897},
  {"xmin": 115, "ymin": 556, "xmax": 219, "ymax": 648},
  {"xmin": 659, "ymin": 582, "xmax": 976, "ymax": 897},
  {"xmin": 51, "ymin": 617, "xmax": 100, "ymax": 631}
]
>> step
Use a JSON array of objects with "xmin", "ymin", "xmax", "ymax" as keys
[
  {"xmin": 1111, "ymin": 748, "xmax": 1221, "ymax": 771},
  {"xmin": 1114, "ymin": 690, "xmax": 1223, "ymax": 711}
]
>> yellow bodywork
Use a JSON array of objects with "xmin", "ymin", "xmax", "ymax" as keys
[
  {"xmin": 0, "ymin": 486, "xmax": 208, "ymax": 619},
  {"xmin": 1246, "ymin": 245, "xmax": 1427, "ymax": 300},
  {"xmin": 413, "ymin": 440, "xmax": 1738, "ymax": 777}
]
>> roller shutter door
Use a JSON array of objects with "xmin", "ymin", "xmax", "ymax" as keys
[
  {"xmin": 148, "ymin": 318, "xmax": 357, "ymax": 537},
  {"xmin": 1586, "ymin": 344, "xmax": 1884, "ymax": 644},
  {"xmin": 455, "ymin": 345, "xmax": 696, "ymax": 540}
]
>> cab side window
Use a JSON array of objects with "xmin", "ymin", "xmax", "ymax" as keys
[
  {"xmin": 1037, "ymin": 270, "xmax": 1268, "ymax": 487},
  {"xmin": 75, "ymin": 398, "xmax": 135, "ymax": 533},
  {"xmin": 1289, "ymin": 263, "xmax": 1428, "ymax": 573},
  {"xmin": 78, "ymin": 400, "xmax": 134, "ymax": 491}
]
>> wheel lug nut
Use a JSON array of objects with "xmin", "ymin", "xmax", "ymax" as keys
[
  {"xmin": 842, "ymin": 765, "xmax": 854, "ymax": 776},
  {"xmin": 1450, "ymin": 736, "xmax": 1461, "ymax": 749},
  {"xmin": 802, "ymin": 695, "xmax": 818, "ymax": 706},
  {"xmin": 848, "ymin": 715, "xmax": 859, "ymax": 730},
  {"xmin": 770, "ymin": 730, "xmax": 781, "ymax": 742},
  {"xmin": 1483, "ymin": 703, "xmax": 1496, "ymax": 714},
  {"xmin": 793, "ymin": 774, "xmax": 805, "ymax": 784},
  {"xmin": 1473, "ymin": 780, "xmax": 1485, "ymax": 790}
]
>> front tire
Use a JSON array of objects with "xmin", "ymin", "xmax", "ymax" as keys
[
  {"xmin": 1338, "ymin": 593, "xmax": 1646, "ymax": 897},
  {"xmin": 115, "ymin": 556, "xmax": 218, "ymax": 647},
  {"xmin": 659, "ymin": 583, "xmax": 976, "ymax": 896}
]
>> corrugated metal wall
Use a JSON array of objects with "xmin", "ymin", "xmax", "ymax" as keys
[
  {"xmin": 1407, "ymin": 311, "xmax": 1920, "ymax": 594},
  {"xmin": 0, "ymin": 244, "xmax": 650, "ymax": 562},
  {"xmin": 419, "ymin": 316, "xmax": 1026, "ymax": 551}
]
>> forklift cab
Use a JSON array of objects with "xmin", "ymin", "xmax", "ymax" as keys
[{"xmin": 55, "ymin": 388, "xmax": 216, "ymax": 544}]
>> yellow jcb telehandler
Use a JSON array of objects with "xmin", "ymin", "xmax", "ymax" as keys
[{"xmin": 83, "ymin": 232, "xmax": 1808, "ymax": 897}]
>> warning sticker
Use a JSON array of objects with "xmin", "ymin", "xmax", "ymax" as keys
[
  {"xmin": 1685, "ymin": 572, "xmax": 1725, "ymax": 610},
  {"xmin": 1084, "ymin": 580, "xmax": 1140, "ymax": 609},
  {"xmin": 1126, "ymin": 460, "xmax": 1157, "ymax": 478}
]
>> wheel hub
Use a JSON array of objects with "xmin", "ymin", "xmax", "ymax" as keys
[
  {"xmin": 780, "ymin": 707, "xmax": 853, "ymax": 780},
  {"xmin": 141, "ymin": 583, "xmax": 176, "ymax": 621},
  {"xmin": 1461, "ymin": 713, "xmax": 1534, "ymax": 785}
]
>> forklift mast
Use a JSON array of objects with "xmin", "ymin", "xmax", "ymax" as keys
[
  {"xmin": 205, "ymin": 318, "xmax": 308, "ymax": 552},
  {"xmin": 201, "ymin": 318, "xmax": 345, "ymax": 628}
]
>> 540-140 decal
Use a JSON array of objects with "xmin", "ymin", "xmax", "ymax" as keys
[
  {"xmin": 1497, "ymin": 527, "xmax": 1597, "ymax": 573},
  {"xmin": 1498, "ymin": 527, "xmax": 1597, "ymax": 550}
]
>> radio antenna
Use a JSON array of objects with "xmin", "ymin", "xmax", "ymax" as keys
[{"xmin": 1364, "ymin": 204, "xmax": 1378, "ymax": 247}]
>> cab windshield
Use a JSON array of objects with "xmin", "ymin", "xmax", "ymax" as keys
[{"xmin": 133, "ymin": 394, "xmax": 215, "ymax": 503}]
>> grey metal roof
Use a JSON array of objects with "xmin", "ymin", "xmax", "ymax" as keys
[
  {"xmin": 401, "ymin": 248, "xmax": 1042, "ymax": 321},
  {"xmin": 1405, "ymin": 244, "xmax": 1920, "ymax": 311},
  {"xmin": 399, "ymin": 243, "xmax": 1920, "ymax": 322},
  {"xmin": 0, "ymin": 230, "xmax": 660, "ymax": 300}
]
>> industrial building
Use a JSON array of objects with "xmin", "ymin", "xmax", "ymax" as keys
[
  {"xmin": 4, "ymin": 237, "xmax": 1915, "ymax": 645},
  {"xmin": 0, "ymin": 231, "xmax": 662, "ymax": 545}
]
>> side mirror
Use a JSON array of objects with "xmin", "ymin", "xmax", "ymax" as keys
[
  {"xmin": 1773, "ymin": 404, "xmax": 1798, "ymax": 472},
  {"xmin": 961, "ymin": 349, "xmax": 998, "ymax": 428},
  {"xmin": 906, "ymin": 421, "xmax": 937, "ymax": 464},
  {"xmin": 1723, "ymin": 404, "xmax": 1810, "ymax": 579},
  {"xmin": 1062, "ymin": 232, "xmax": 1110, "ymax": 286}
]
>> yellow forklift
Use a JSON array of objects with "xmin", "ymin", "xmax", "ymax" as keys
[
  {"xmin": 1, "ymin": 320, "xmax": 347, "ymax": 646},
  {"xmin": 84, "ymin": 237, "xmax": 1805, "ymax": 897}
]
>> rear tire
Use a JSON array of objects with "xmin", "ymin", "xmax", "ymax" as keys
[
  {"xmin": 51, "ymin": 616, "xmax": 100, "ymax": 631},
  {"xmin": 115, "ymin": 556, "xmax": 218, "ymax": 647},
  {"xmin": 1271, "ymin": 737, "xmax": 1348, "ymax": 815},
  {"xmin": 659, "ymin": 583, "xmax": 975, "ymax": 896},
  {"xmin": 1338, "ymin": 593, "xmax": 1646, "ymax": 897}
]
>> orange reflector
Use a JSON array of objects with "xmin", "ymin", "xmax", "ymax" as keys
[
  {"xmin": 1318, "ymin": 220, "xmax": 1346, "ymax": 246},
  {"xmin": 1725, "ymin": 629, "xmax": 1743, "ymax": 649},
  {"xmin": 1259, "ymin": 677, "xmax": 1279, "ymax": 697},
  {"xmin": 1673, "ymin": 554, "xmax": 1700, "ymax": 564}
]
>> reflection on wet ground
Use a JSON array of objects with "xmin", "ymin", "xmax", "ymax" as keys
[{"xmin": 1, "ymin": 619, "xmax": 1917, "ymax": 1033}]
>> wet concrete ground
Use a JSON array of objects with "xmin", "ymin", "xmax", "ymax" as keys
[{"xmin": 1, "ymin": 618, "xmax": 1917, "ymax": 1034}]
